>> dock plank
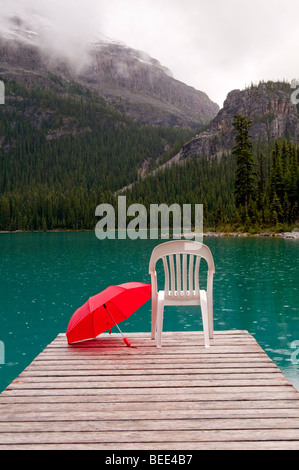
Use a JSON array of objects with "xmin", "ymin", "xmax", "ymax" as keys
[{"xmin": 0, "ymin": 331, "xmax": 299, "ymax": 450}]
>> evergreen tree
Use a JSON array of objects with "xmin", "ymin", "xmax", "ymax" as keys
[
  {"xmin": 232, "ymin": 114, "xmax": 256, "ymax": 213},
  {"xmin": 270, "ymin": 141, "xmax": 284, "ymax": 202},
  {"xmin": 257, "ymin": 151, "xmax": 266, "ymax": 221}
]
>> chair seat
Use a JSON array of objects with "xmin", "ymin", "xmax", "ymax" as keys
[{"xmin": 158, "ymin": 290, "xmax": 202, "ymax": 305}]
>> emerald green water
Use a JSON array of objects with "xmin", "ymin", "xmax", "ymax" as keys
[{"xmin": 0, "ymin": 232, "xmax": 298, "ymax": 392}]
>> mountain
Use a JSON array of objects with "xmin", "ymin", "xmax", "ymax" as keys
[
  {"xmin": 0, "ymin": 14, "xmax": 219, "ymax": 128},
  {"xmin": 80, "ymin": 41, "xmax": 219, "ymax": 127},
  {"xmin": 0, "ymin": 33, "xmax": 197, "ymax": 230},
  {"xmin": 163, "ymin": 81, "xmax": 299, "ymax": 165},
  {"xmin": 122, "ymin": 81, "xmax": 299, "ymax": 231},
  {"xmin": 1, "ymin": 11, "xmax": 297, "ymax": 232}
]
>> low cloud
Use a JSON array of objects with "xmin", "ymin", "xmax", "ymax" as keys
[
  {"xmin": 1, "ymin": 0, "xmax": 298, "ymax": 105},
  {"xmin": 0, "ymin": 0, "xmax": 104, "ymax": 70}
]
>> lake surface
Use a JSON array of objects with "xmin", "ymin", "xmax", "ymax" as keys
[{"xmin": 0, "ymin": 232, "xmax": 298, "ymax": 392}]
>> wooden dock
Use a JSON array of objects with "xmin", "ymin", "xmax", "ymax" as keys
[{"xmin": 0, "ymin": 330, "xmax": 299, "ymax": 450}]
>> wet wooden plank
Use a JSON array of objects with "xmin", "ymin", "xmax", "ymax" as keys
[{"xmin": 0, "ymin": 331, "xmax": 299, "ymax": 450}]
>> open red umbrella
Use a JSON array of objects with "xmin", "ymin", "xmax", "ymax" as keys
[{"xmin": 66, "ymin": 282, "xmax": 151, "ymax": 346}]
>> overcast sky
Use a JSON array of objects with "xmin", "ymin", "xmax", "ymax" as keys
[{"xmin": 1, "ymin": 0, "xmax": 299, "ymax": 106}]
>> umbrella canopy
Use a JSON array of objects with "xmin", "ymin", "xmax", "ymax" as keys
[{"xmin": 66, "ymin": 282, "xmax": 151, "ymax": 345}]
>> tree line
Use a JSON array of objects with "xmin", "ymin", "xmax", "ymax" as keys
[
  {"xmin": 232, "ymin": 114, "xmax": 298, "ymax": 231},
  {"xmin": 0, "ymin": 78, "xmax": 194, "ymax": 231},
  {"xmin": 0, "ymin": 77, "xmax": 298, "ymax": 232},
  {"xmin": 121, "ymin": 115, "xmax": 298, "ymax": 233}
]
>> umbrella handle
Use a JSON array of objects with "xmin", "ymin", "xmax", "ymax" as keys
[{"xmin": 103, "ymin": 304, "xmax": 136, "ymax": 348}]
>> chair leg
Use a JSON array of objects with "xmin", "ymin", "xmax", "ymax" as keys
[
  {"xmin": 208, "ymin": 295, "xmax": 214, "ymax": 339},
  {"xmin": 156, "ymin": 300, "xmax": 164, "ymax": 348},
  {"xmin": 200, "ymin": 290, "xmax": 210, "ymax": 348},
  {"xmin": 208, "ymin": 312, "xmax": 214, "ymax": 339},
  {"xmin": 151, "ymin": 296, "xmax": 157, "ymax": 340}
]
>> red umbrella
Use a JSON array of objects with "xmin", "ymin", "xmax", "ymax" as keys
[{"xmin": 66, "ymin": 282, "xmax": 151, "ymax": 346}]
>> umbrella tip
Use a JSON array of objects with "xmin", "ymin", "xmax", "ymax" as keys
[
  {"xmin": 123, "ymin": 337, "xmax": 131, "ymax": 347},
  {"xmin": 123, "ymin": 337, "xmax": 137, "ymax": 348}
]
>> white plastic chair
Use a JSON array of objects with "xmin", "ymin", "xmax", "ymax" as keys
[{"xmin": 149, "ymin": 240, "xmax": 215, "ymax": 348}]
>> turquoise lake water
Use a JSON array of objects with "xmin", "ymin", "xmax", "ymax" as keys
[{"xmin": 0, "ymin": 232, "xmax": 298, "ymax": 392}]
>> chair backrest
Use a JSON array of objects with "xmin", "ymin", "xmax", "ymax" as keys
[{"xmin": 149, "ymin": 240, "xmax": 215, "ymax": 300}]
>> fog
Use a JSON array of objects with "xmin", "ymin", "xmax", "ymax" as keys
[
  {"xmin": 1, "ymin": 0, "xmax": 299, "ymax": 106},
  {"xmin": 0, "ymin": 0, "xmax": 105, "ymax": 70}
]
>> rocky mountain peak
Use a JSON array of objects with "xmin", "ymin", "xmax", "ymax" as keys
[
  {"xmin": 0, "ymin": 11, "xmax": 219, "ymax": 128},
  {"xmin": 216, "ymin": 82, "xmax": 296, "ymax": 134},
  {"xmin": 171, "ymin": 81, "xmax": 299, "ymax": 163},
  {"xmin": 79, "ymin": 40, "xmax": 219, "ymax": 127}
]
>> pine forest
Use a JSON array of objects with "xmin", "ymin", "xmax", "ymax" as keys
[{"xmin": 0, "ymin": 78, "xmax": 298, "ymax": 233}]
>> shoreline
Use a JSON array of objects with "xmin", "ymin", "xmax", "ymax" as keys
[
  {"xmin": 1, "ymin": 228, "xmax": 298, "ymax": 239},
  {"xmin": 203, "ymin": 230, "xmax": 299, "ymax": 239}
]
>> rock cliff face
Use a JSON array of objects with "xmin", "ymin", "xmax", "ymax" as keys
[
  {"xmin": 172, "ymin": 82, "xmax": 299, "ymax": 162},
  {"xmin": 81, "ymin": 41, "xmax": 219, "ymax": 127},
  {"xmin": 0, "ymin": 13, "xmax": 219, "ymax": 128}
]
